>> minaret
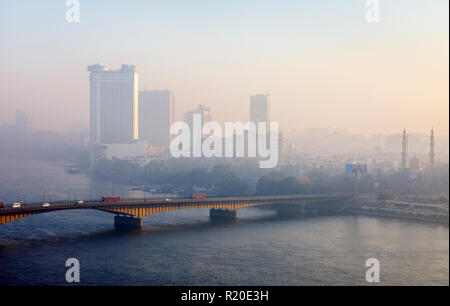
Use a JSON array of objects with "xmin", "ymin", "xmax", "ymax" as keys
[
  {"xmin": 429, "ymin": 128, "xmax": 435, "ymax": 174},
  {"xmin": 401, "ymin": 129, "xmax": 408, "ymax": 171}
]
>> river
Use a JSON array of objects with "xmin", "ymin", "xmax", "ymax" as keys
[{"xmin": 0, "ymin": 157, "xmax": 448, "ymax": 285}]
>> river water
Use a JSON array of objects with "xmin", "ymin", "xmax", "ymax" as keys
[{"xmin": 0, "ymin": 157, "xmax": 448, "ymax": 285}]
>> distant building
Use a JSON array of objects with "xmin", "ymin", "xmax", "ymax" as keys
[
  {"xmin": 429, "ymin": 128, "xmax": 435, "ymax": 173},
  {"xmin": 183, "ymin": 105, "xmax": 212, "ymax": 157},
  {"xmin": 99, "ymin": 141, "xmax": 167, "ymax": 167},
  {"xmin": 278, "ymin": 130, "xmax": 284, "ymax": 164},
  {"xmin": 250, "ymin": 94, "xmax": 270, "ymax": 132},
  {"xmin": 250, "ymin": 94, "xmax": 272, "ymax": 163},
  {"xmin": 184, "ymin": 104, "xmax": 212, "ymax": 127},
  {"xmin": 139, "ymin": 90, "xmax": 174, "ymax": 146},
  {"xmin": 15, "ymin": 111, "xmax": 32, "ymax": 131},
  {"xmin": 87, "ymin": 64, "xmax": 139, "ymax": 144},
  {"xmin": 401, "ymin": 129, "xmax": 408, "ymax": 171},
  {"xmin": 409, "ymin": 156, "xmax": 423, "ymax": 174}
]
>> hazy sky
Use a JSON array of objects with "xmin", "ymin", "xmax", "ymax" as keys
[{"xmin": 0, "ymin": 0, "xmax": 448, "ymax": 135}]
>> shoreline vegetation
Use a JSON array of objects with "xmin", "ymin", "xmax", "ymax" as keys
[{"xmin": 1, "ymin": 155, "xmax": 448, "ymax": 226}]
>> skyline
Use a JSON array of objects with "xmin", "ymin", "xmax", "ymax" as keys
[
  {"xmin": 0, "ymin": 0, "xmax": 448, "ymax": 135},
  {"xmin": 0, "ymin": 1, "xmax": 449, "ymax": 289}
]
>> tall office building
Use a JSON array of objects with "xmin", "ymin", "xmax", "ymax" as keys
[
  {"xmin": 139, "ymin": 90, "xmax": 174, "ymax": 146},
  {"xmin": 15, "ymin": 110, "xmax": 32, "ymax": 131},
  {"xmin": 88, "ymin": 64, "xmax": 139, "ymax": 144},
  {"xmin": 183, "ymin": 105, "xmax": 212, "ymax": 156},
  {"xmin": 250, "ymin": 94, "xmax": 270, "ymax": 132}
]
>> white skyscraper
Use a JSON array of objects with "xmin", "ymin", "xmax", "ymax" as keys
[{"xmin": 88, "ymin": 64, "xmax": 139, "ymax": 144}]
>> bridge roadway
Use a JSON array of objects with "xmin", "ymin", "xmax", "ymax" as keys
[{"xmin": 0, "ymin": 194, "xmax": 350, "ymax": 227}]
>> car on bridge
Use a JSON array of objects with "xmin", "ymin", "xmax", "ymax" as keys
[
  {"xmin": 74, "ymin": 200, "xmax": 84, "ymax": 205},
  {"xmin": 42, "ymin": 202, "xmax": 50, "ymax": 208},
  {"xmin": 0, "ymin": 202, "xmax": 4, "ymax": 208},
  {"xmin": 102, "ymin": 196, "xmax": 120, "ymax": 202},
  {"xmin": 192, "ymin": 193, "xmax": 207, "ymax": 199},
  {"xmin": 12, "ymin": 203, "xmax": 21, "ymax": 208}
]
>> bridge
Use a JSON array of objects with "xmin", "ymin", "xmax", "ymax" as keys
[{"xmin": 0, "ymin": 194, "xmax": 350, "ymax": 228}]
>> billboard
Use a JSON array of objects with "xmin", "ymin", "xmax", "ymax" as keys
[
  {"xmin": 345, "ymin": 164, "xmax": 354, "ymax": 173},
  {"xmin": 345, "ymin": 164, "xmax": 367, "ymax": 174}
]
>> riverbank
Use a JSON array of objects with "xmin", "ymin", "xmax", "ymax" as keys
[{"xmin": 350, "ymin": 208, "xmax": 449, "ymax": 225}]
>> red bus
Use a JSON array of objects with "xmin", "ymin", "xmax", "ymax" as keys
[
  {"xmin": 0, "ymin": 202, "xmax": 4, "ymax": 208},
  {"xmin": 192, "ymin": 193, "xmax": 207, "ymax": 199},
  {"xmin": 102, "ymin": 196, "xmax": 120, "ymax": 202}
]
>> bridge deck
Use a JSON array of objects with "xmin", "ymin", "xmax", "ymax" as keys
[{"xmin": 0, "ymin": 194, "xmax": 350, "ymax": 225}]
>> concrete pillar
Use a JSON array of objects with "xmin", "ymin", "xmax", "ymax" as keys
[
  {"xmin": 209, "ymin": 208, "xmax": 238, "ymax": 220},
  {"xmin": 114, "ymin": 215, "xmax": 143, "ymax": 228}
]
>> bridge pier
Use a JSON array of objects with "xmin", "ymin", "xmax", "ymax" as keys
[
  {"xmin": 114, "ymin": 215, "xmax": 143, "ymax": 229},
  {"xmin": 209, "ymin": 208, "xmax": 238, "ymax": 220}
]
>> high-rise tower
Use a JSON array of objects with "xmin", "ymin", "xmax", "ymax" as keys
[
  {"xmin": 401, "ymin": 129, "xmax": 408, "ymax": 170},
  {"xmin": 250, "ymin": 94, "xmax": 270, "ymax": 133},
  {"xmin": 183, "ymin": 105, "xmax": 212, "ymax": 157},
  {"xmin": 88, "ymin": 64, "xmax": 139, "ymax": 144},
  {"xmin": 139, "ymin": 90, "xmax": 174, "ymax": 146}
]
